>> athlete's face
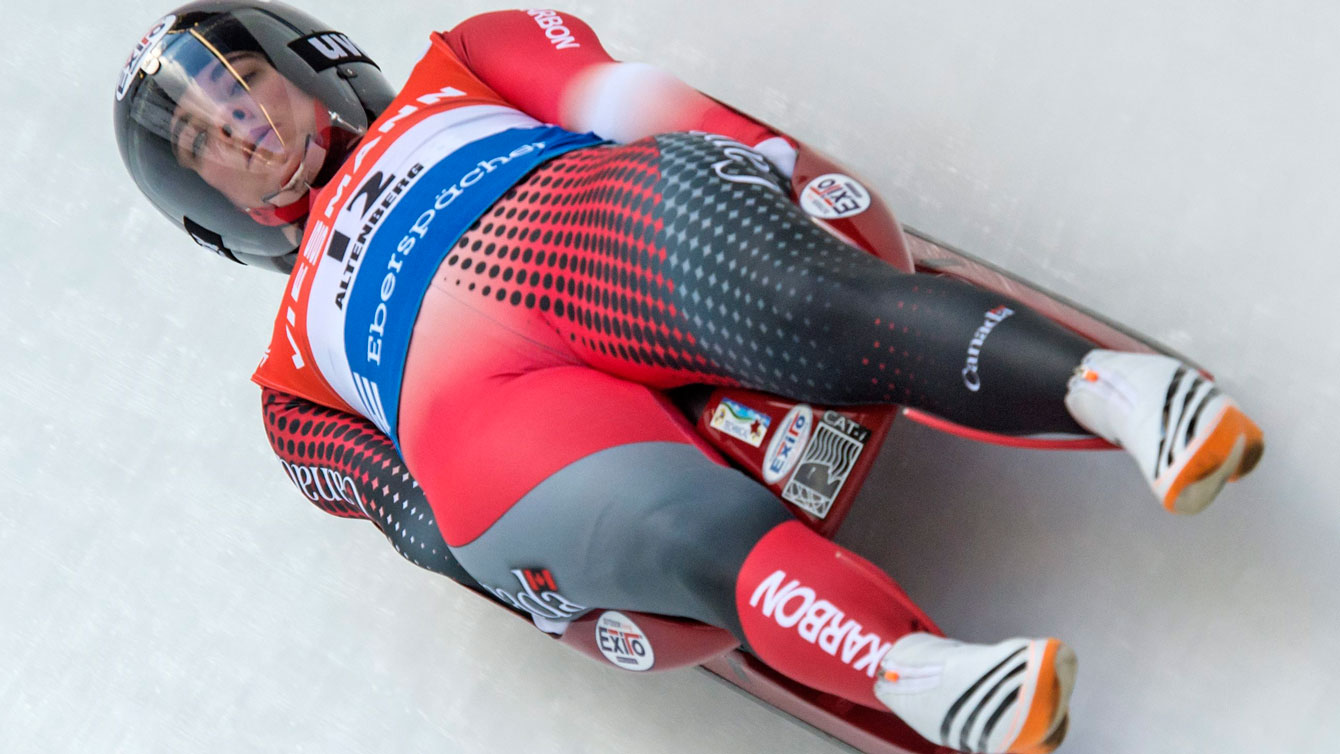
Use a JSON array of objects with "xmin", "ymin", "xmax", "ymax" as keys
[{"xmin": 169, "ymin": 53, "xmax": 323, "ymax": 210}]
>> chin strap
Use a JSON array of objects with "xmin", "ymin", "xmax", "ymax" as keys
[
  {"xmin": 246, "ymin": 195, "xmax": 312, "ymax": 227},
  {"xmin": 244, "ymin": 103, "xmax": 335, "ymax": 228}
]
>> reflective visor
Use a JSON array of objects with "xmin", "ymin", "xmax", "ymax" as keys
[
  {"xmin": 127, "ymin": 21, "xmax": 324, "ymax": 217},
  {"xmin": 113, "ymin": 3, "xmax": 395, "ymax": 268}
]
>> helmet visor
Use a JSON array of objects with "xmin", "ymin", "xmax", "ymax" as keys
[{"xmin": 128, "ymin": 19, "xmax": 327, "ymax": 217}]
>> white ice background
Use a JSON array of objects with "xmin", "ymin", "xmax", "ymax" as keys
[{"xmin": 2, "ymin": 1, "xmax": 1337, "ymax": 752}]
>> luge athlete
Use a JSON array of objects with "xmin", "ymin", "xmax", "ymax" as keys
[{"xmin": 112, "ymin": 4, "xmax": 1263, "ymax": 752}]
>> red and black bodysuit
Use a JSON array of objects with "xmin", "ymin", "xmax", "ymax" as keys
[{"xmin": 256, "ymin": 10, "xmax": 1094, "ymax": 709}]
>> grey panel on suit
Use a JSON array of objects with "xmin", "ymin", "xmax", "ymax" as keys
[{"xmin": 451, "ymin": 441, "xmax": 792, "ymax": 638}]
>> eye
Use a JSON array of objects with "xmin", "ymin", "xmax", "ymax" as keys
[{"xmin": 230, "ymin": 69, "xmax": 258, "ymax": 96}]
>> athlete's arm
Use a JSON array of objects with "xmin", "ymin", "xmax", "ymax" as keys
[
  {"xmin": 260, "ymin": 387, "xmax": 485, "ymax": 591},
  {"xmin": 441, "ymin": 9, "xmax": 798, "ymax": 176}
]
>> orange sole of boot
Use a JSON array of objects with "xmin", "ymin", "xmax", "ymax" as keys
[
  {"xmin": 1162, "ymin": 405, "xmax": 1265, "ymax": 514},
  {"xmin": 1006, "ymin": 639, "xmax": 1077, "ymax": 754}
]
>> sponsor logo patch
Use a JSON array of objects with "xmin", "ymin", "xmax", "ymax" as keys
[
  {"xmin": 526, "ymin": 10, "xmax": 581, "ymax": 50},
  {"xmin": 961, "ymin": 305, "xmax": 1015, "ymax": 392},
  {"xmin": 116, "ymin": 14, "xmax": 175, "ymax": 101},
  {"xmin": 748, "ymin": 569, "xmax": 892, "ymax": 678},
  {"xmin": 288, "ymin": 31, "xmax": 376, "ymax": 72},
  {"xmin": 710, "ymin": 397, "xmax": 771, "ymax": 447},
  {"xmin": 595, "ymin": 611, "xmax": 655, "ymax": 671},
  {"xmin": 333, "ymin": 165, "xmax": 419, "ymax": 311},
  {"xmin": 697, "ymin": 132, "xmax": 785, "ymax": 193},
  {"xmin": 800, "ymin": 173, "xmax": 871, "ymax": 219},
  {"xmin": 490, "ymin": 568, "xmax": 586, "ymax": 622},
  {"xmin": 277, "ymin": 460, "xmax": 370, "ymax": 517},
  {"xmin": 521, "ymin": 568, "xmax": 558, "ymax": 593},
  {"xmin": 763, "ymin": 404, "xmax": 813, "ymax": 484},
  {"xmin": 782, "ymin": 412, "xmax": 871, "ymax": 518}
]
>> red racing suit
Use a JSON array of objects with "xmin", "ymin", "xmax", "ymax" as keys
[{"xmin": 253, "ymin": 9, "xmax": 1090, "ymax": 710}]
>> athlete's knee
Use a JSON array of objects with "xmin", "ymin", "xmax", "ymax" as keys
[
  {"xmin": 633, "ymin": 504, "xmax": 731, "ymax": 604},
  {"xmin": 627, "ymin": 480, "xmax": 791, "ymax": 628},
  {"xmin": 777, "ymin": 260, "xmax": 889, "ymax": 336}
]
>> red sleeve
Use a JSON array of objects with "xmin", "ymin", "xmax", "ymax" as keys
[
  {"xmin": 260, "ymin": 388, "xmax": 485, "ymax": 590},
  {"xmin": 441, "ymin": 10, "xmax": 614, "ymax": 126},
  {"xmin": 441, "ymin": 10, "xmax": 786, "ymax": 149}
]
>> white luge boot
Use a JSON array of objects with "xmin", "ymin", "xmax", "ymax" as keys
[
  {"xmin": 875, "ymin": 633, "xmax": 1076, "ymax": 754},
  {"xmin": 1064, "ymin": 350, "xmax": 1264, "ymax": 514}
]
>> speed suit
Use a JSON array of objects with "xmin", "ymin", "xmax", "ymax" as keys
[{"xmin": 254, "ymin": 10, "xmax": 1094, "ymax": 708}]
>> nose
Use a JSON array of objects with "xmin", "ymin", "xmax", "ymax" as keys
[{"xmin": 216, "ymin": 120, "xmax": 244, "ymax": 152}]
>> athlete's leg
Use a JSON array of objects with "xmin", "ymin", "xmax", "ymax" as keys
[
  {"xmin": 440, "ymin": 135, "xmax": 1091, "ymax": 433},
  {"xmin": 398, "ymin": 346, "xmax": 920, "ymax": 694},
  {"xmin": 438, "ymin": 134, "xmax": 1261, "ymax": 509},
  {"xmin": 402, "ymin": 201, "xmax": 1075, "ymax": 752},
  {"xmin": 399, "ymin": 358, "xmax": 1073, "ymax": 751}
]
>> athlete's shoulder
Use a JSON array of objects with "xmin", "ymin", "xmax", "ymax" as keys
[
  {"xmin": 445, "ymin": 9, "xmax": 599, "ymax": 55},
  {"xmin": 438, "ymin": 10, "xmax": 614, "ymax": 127}
]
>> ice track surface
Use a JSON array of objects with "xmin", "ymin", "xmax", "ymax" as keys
[{"xmin": 3, "ymin": 1, "xmax": 1337, "ymax": 752}]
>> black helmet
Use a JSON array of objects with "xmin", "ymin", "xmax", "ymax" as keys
[{"xmin": 113, "ymin": 1, "xmax": 395, "ymax": 273}]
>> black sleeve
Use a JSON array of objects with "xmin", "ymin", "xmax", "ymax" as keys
[{"xmin": 260, "ymin": 387, "xmax": 486, "ymax": 592}]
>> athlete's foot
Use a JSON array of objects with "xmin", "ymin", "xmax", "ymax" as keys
[
  {"xmin": 1064, "ymin": 350, "xmax": 1264, "ymax": 514},
  {"xmin": 875, "ymin": 633, "xmax": 1076, "ymax": 754}
]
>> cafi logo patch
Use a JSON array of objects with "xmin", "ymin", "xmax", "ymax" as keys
[
  {"xmin": 800, "ymin": 173, "xmax": 871, "ymax": 219},
  {"xmin": 116, "ymin": 14, "xmax": 175, "ymax": 101},
  {"xmin": 595, "ymin": 611, "xmax": 655, "ymax": 671},
  {"xmin": 782, "ymin": 411, "xmax": 872, "ymax": 519}
]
